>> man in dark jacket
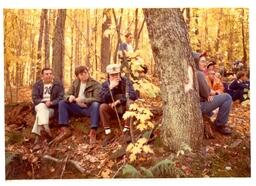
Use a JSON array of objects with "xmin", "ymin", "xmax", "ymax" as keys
[
  {"xmin": 228, "ymin": 71, "xmax": 249, "ymax": 102},
  {"xmin": 32, "ymin": 67, "xmax": 64, "ymax": 144},
  {"xmin": 100, "ymin": 64, "xmax": 138, "ymax": 146},
  {"xmin": 52, "ymin": 66, "xmax": 101, "ymax": 145},
  {"xmin": 193, "ymin": 52, "xmax": 232, "ymax": 135}
]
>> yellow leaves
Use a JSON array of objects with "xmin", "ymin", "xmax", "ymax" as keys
[
  {"xmin": 126, "ymin": 137, "xmax": 153, "ymax": 162},
  {"xmin": 142, "ymin": 145, "xmax": 154, "ymax": 154},
  {"xmin": 101, "ymin": 168, "xmax": 112, "ymax": 178},
  {"xmin": 123, "ymin": 102, "xmax": 154, "ymax": 131}
]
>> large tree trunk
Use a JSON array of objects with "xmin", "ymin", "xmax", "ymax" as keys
[
  {"xmin": 143, "ymin": 8, "xmax": 203, "ymax": 151},
  {"xmin": 215, "ymin": 9, "xmax": 223, "ymax": 54},
  {"xmin": 52, "ymin": 9, "xmax": 66, "ymax": 82},
  {"xmin": 86, "ymin": 9, "xmax": 90, "ymax": 67},
  {"xmin": 101, "ymin": 9, "xmax": 112, "ymax": 72}
]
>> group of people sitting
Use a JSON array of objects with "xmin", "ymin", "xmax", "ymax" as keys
[
  {"xmin": 32, "ymin": 64, "xmax": 138, "ymax": 150},
  {"xmin": 193, "ymin": 52, "xmax": 250, "ymax": 135}
]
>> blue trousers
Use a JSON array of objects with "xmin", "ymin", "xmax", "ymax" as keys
[
  {"xmin": 200, "ymin": 93, "xmax": 232, "ymax": 127},
  {"xmin": 58, "ymin": 100, "xmax": 100, "ymax": 128}
]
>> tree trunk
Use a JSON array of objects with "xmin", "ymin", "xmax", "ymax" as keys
[
  {"xmin": 135, "ymin": 18, "xmax": 145, "ymax": 50},
  {"xmin": 112, "ymin": 9, "xmax": 123, "ymax": 63},
  {"xmin": 94, "ymin": 9, "xmax": 98, "ymax": 71},
  {"xmin": 227, "ymin": 12, "xmax": 234, "ymax": 62},
  {"xmin": 134, "ymin": 8, "xmax": 138, "ymax": 49},
  {"xmin": 52, "ymin": 9, "xmax": 66, "ymax": 82},
  {"xmin": 86, "ymin": 9, "xmax": 91, "ymax": 67},
  {"xmin": 43, "ymin": 9, "xmax": 50, "ymax": 67},
  {"xmin": 143, "ymin": 8, "xmax": 203, "ymax": 151},
  {"xmin": 241, "ymin": 9, "xmax": 247, "ymax": 68},
  {"xmin": 101, "ymin": 9, "xmax": 112, "ymax": 72},
  {"xmin": 215, "ymin": 9, "xmax": 223, "ymax": 54},
  {"xmin": 36, "ymin": 9, "xmax": 45, "ymax": 80}
]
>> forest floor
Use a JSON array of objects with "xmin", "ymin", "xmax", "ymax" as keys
[{"xmin": 4, "ymin": 95, "xmax": 250, "ymax": 179}]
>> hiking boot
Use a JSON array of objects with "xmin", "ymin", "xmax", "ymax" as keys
[
  {"xmin": 49, "ymin": 127, "xmax": 72, "ymax": 145},
  {"xmin": 123, "ymin": 131, "xmax": 132, "ymax": 143},
  {"xmin": 89, "ymin": 129, "xmax": 97, "ymax": 145},
  {"xmin": 215, "ymin": 125, "xmax": 232, "ymax": 135},
  {"xmin": 102, "ymin": 132, "xmax": 115, "ymax": 147}
]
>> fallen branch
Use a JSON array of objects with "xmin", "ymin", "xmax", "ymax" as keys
[
  {"xmin": 60, "ymin": 154, "xmax": 69, "ymax": 178},
  {"xmin": 42, "ymin": 155, "xmax": 85, "ymax": 174}
]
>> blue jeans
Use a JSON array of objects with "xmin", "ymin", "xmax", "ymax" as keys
[
  {"xmin": 58, "ymin": 100, "xmax": 100, "ymax": 128},
  {"xmin": 200, "ymin": 93, "xmax": 232, "ymax": 127}
]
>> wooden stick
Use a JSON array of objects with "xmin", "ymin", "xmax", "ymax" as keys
[{"xmin": 60, "ymin": 154, "xmax": 69, "ymax": 178}]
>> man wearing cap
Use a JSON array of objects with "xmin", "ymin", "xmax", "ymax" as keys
[
  {"xmin": 193, "ymin": 52, "xmax": 232, "ymax": 135},
  {"xmin": 52, "ymin": 66, "xmax": 101, "ymax": 145},
  {"xmin": 99, "ymin": 63, "xmax": 138, "ymax": 146}
]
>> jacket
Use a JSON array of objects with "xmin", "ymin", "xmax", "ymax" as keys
[
  {"xmin": 100, "ymin": 77, "xmax": 138, "ymax": 104},
  {"xmin": 65, "ymin": 77, "xmax": 102, "ymax": 105},
  {"xmin": 32, "ymin": 79, "xmax": 64, "ymax": 106}
]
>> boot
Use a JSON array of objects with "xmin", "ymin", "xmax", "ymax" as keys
[
  {"xmin": 89, "ymin": 129, "xmax": 97, "ymax": 145},
  {"xmin": 102, "ymin": 132, "xmax": 115, "ymax": 147},
  {"xmin": 49, "ymin": 127, "xmax": 72, "ymax": 145}
]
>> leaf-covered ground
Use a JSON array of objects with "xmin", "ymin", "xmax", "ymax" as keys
[{"xmin": 5, "ymin": 100, "xmax": 250, "ymax": 179}]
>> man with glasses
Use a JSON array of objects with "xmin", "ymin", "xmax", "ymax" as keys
[{"xmin": 52, "ymin": 66, "xmax": 101, "ymax": 145}]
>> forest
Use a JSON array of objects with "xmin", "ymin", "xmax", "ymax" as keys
[{"xmin": 4, "ymin": 8, "xmax": 250, "ymax": 179}]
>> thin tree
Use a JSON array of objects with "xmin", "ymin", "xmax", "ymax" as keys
[{"xmin": 52, "ymin": 9, "xmax": 66, "ymax": 82}]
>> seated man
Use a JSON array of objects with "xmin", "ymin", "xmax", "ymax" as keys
[
  {"xmin": 32, "ymin": 67, "xmax": 64, "ymax": 145},
  {"xmin": 52, "ymin": 66, "xmax": 101, "ymax": 145},
  {"xmin": 193, "ymin": 52, "xmax": 232, "ymax": 135},
  {"xmin": 206, "ymin": 69, "xmax": 224, "ymax": 95},
  {"xmin": 228, "ymin": 71, "xmax": 249, "ymax": 103},
  {"xmin": 100, "ymin": 64, "xmax": 138, "ymax": 146}
]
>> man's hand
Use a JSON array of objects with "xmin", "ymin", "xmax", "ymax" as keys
[
  {"xmin": 75, "ymin": 97, "xmax": 87, "ymax": 108},
  {"xmin": 45, "ymin": 101, "xmax": 52, "ymax": 107},
  {"xmin": 109, "ymin": 100, "xmax": 120, "ymax": 109},
  {"xmin": 68, "ymin": 95, "xmax": 76, "ymax": 103}
]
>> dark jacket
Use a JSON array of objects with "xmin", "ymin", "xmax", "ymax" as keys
[
  {"xmin": 32, "ymin": 79, "xmax": 64, "ymax": 107},
  {"xmin": 65, "ymin": 78, "xmax": 102, "ymax": 104},
  {"xmin": 229, "ymin": 79, "xmax": 249, "ymax": 91},
  {"xmin": 197, "ymin": 70, "xmax": 210, "ymax": 102},
  {"xmin": 100, "ymin": 77, "xmax": 138, "ymax": 105}
]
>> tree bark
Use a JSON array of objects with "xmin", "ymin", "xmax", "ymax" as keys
[
  {"xmin": 112, "ymin": 9, "xmax": 123, "ymax": 63},
  {"xmin": 52, "ymin": 9, "xmax": 66, "ymax": 82},
  {"xmin": 241, "ymin": 8, "xmax": 247, "ymax": 68},
  {"xmin": 86, "ymin": 9, "xmax": 90, "ymax": 67},
  {"xmin": 143, "ymin": 8, "xmax": 203, "ymax": 151},
  {"xmin": 43, "ymin": 9, "xmax": 50, "ymax": 67},
  {"xmin": 101, "ymin": 9, "xmax": 112, "ymax": 72},
  {"xmin": 36, "ymin": 9, "xmax": 45, "ymax": 80}
]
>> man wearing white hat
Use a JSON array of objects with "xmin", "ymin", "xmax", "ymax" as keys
[{"xmin": 99, "ymin": 64, "xmax": 138, "ymax": 146}]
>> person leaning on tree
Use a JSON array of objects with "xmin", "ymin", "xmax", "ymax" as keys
[
  {"xmin": 99, "ymin": 64, "xmax": 138, "ymax": 147},
  {"xmin": 51, "ymin": 66, "xmax": 101, "ymax": 145},
  {"xmin": 32, "ymin": 67, "xmax": 64, "ymax": 146},
  {"xmin": 193, "ymin": 52, "xmax": 233, "ymax": 135}
]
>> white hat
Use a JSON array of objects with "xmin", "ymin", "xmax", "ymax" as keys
[{"xmin": 106, "ymin": 64, "xmax": 121, "ymax": 74}]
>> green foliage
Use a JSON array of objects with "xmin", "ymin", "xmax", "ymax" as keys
[
  {"xmin": 118, "ymin": 159, "xmax": 185, "ymax": 178},
  {"xmin": 121, "ymin": 164, "xmax": 141, "ymax": 178}
]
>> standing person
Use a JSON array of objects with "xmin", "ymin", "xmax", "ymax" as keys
[
  {"xmin": 52, "ymin": 66, "xmax": 101, "ymax": 145},
  {"xmin": 193, "ymin": 52, "xmax": 232, "ymax": 135},
  {"xmin": 118, "ymin": 32, "xmax": 134, "ymax": 58},
  {"xmin": 99, "ymin": 64, "xmax": 138, "ymax": 146},
  {"xmin": 32, "ymin": 67, "xmax": 64, "ymax": 145}
]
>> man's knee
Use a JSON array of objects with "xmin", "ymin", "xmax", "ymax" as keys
[
  {"xmin": 36, "ymin": 103, "xmax": 48, "ymax": 111},
  {"xmin": 91, "ymin": 102, "xmax": 100, "ymax": 109},
  {"xmin": 99, "ymin": 103, "xmax": 110, "ymax": 113}
]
